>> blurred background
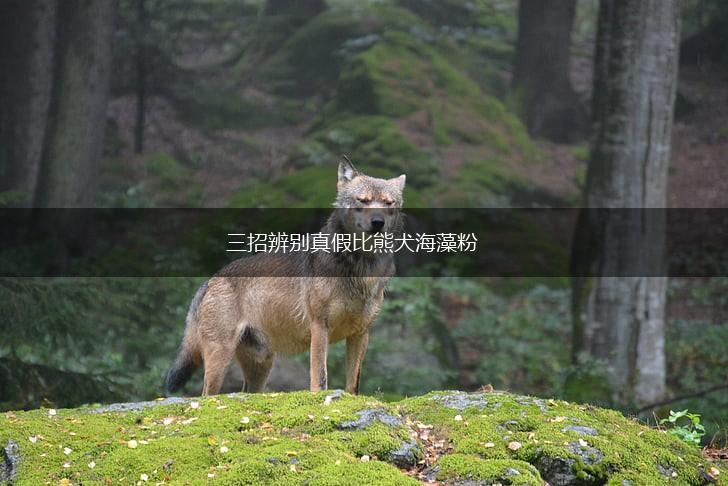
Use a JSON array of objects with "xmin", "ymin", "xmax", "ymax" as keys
[{"xmin": 1, "ymin": 0, "xmax": 727, "ymax": 447}]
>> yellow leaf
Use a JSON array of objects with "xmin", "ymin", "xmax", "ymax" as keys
[{"xmin": 207, "ymin": 436, "xmax": 218, "ymax": 446}]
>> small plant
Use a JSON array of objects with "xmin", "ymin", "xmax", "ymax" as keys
[{"xmin": 660, "ymin": 409, "xmax": 706, "ymax": 446}]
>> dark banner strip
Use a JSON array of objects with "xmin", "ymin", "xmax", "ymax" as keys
[{"xmin": 0, "ymin": 209, "xmax": 726, "ymax": 277}]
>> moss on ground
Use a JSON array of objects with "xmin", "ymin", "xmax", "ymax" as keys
[
  {"xmin": 228, "ymin": 165, "xmax": 426, "ymax": 208},
  {"xmin": 1, "ymin": 391, "xmax": 723, "ymax": 485}
]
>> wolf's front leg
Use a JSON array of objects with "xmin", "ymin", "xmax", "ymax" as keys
[
  {"xmin": 309, "ymin": 320, "xmax": 329, "ymax": 391},
  {"xmin": 345, "ymin": 331, "xmax": 369, "ymax": 394}
]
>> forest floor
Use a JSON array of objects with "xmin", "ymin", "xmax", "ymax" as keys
[{"xmin": 669, "ymin": 64, "xmax": 728, "ymax": 208}]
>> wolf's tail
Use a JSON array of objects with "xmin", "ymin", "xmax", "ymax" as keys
[{"xmin": 165, "ymin": 281, "xmax": 208, "ymax": 393}]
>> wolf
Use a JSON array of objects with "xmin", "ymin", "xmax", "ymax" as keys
[{"xmin": 165, "ymin": 157, "xmax": 406, "ymax": 395}]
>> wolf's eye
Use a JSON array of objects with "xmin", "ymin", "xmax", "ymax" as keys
[
  {"xmin": 383, "ymin": 200, "xmax": 394, "ymax": 206},
  {"xmin": 357, "ymin": 197, "xmax": 371, "ymax": 204}
]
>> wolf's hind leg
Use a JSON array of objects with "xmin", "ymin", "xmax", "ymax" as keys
[
  {"xmin": 202, "ymin": 344, "xmax": 235, "ymax": 396},
  {"xmin": 236, "ymin": 348, "xmax": 275, "ymax": 393}
]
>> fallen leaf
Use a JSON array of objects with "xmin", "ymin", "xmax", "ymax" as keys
[
  {"xmin": 454, "ymin": 415, "xmax": 463, "ymax": 422},
  {"xmin": 127, "ymin": 440, "xmax": 138, "ymax": 449},
  {"xmin": 578, "ymin": 439, "xmax": 588, "ymax": 447},
  {"xmin": 219, "ymin": 446, "xmax": 229, "ymax": 454},
  {"xmin": 162, "ymin": 417, "xmax": 174, "ymax": 426},
  {"xmin": 484, "ymin": 442, "xmax": 495, "ymax": 448},
  {"xmin": 207, "ymin": 436, "xmax": 218, "ymax": 446},
  {"xmin": 360, "ymin": 455, "xmax": 370, "ymax": 462},
  {"xmin": 140, "ymin": 473, "xmax": 149, "ymax": 482},
  {"xmin": 48, "ymin": 409, "xmax": 57, "ymax": 416},
  {"xmin": 240, "ymin": 417, "xmax": 250, "ymax": 424},
  {"xmin": 190, "ymin": 402, "xmax": 200, "ymax": 409},
  {"xmin": 63, "ymin": 447, "xmax": 72, "ymax": 455},
  {"xmin": 88, "ymin": 461, "xmax": 96, "ymax": 469},
  {"xmin": 28, "ymin": 436, "xmax": 38, "ymax": 443}
]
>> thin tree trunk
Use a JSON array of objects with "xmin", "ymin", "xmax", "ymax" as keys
[
  {"xmin": 571, "ymin": 0, "xmax": 681, "ymax": 408},
  {"xmin": 0, "ymin": 0, "xmax": 57, "ymax": 205},
  {"xmin": 134, "ymin": 0, "xmax": 147, "ymax": 154},
  {"xmin": 511, "ymin": 0, "xmax": 587, "ymax": 143},
  {"xmin": 34, "ymin": 0, "xmax": 116, "ymax": 208}
]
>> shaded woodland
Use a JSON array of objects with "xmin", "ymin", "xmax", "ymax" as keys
[{"xmin": 1, "ymin": 0, "xmax": 728, "ymax": 449}]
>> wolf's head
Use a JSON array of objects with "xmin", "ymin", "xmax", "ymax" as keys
[{"xmin": 333, "ymin": 157, "xmax": 406, "ymax": 234}]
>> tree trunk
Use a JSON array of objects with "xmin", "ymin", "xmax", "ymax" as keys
[
  {"xmin": 0, "ymin": 0, "xmax": 57, "ymax": 205},
  {"xmin": 134, "ymin": 0, "xmax": 147, "ymax": 154},
  {"xmin": 511, "ymin": 0, "xmax": 588, "ymax": 143},
  {"xmin": 34, "ymin": 0, "xmax": 116, "ymax": 208},
  {"xmin": 570, "ymin": 0, "xmax": 681, "ymax": 408}
]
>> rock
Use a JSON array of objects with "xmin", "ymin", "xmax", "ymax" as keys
[
  {"xmin": 430, "ymin": 391, "xmax": 488, "ymax": 410},
  {"xmin": 387, "ymin": 440, "xmax": 420, "ymax": 469},
  {"xmin": 657, "ymin": 463, "xmax": 677, "ymax": 478},
  {"xmin": 536, "ymin": 455, "xmax": 578, "ymax": 486},
  {"xmin": 0, "ymin": 391, "xmax": 723, "ymax": 484},
  {"xmin": 86, "ymin": 396, "xmax": 189, "ymax": 414},
  {"xmin": 536, "ymin": 442, "xmax": 605, "ymax": 485},
  {"xmin": 566, "ymin": 441, "xmax": 604, "ymax": 466},
  {"xmin": 561, "ymin": 424, "xmax": 599, "ymax": 436},
  {"xmin": 1, "ymin": 440, "xmax": 20, "ymax": 483},
  {"xmin": 324, "ymin": 389, "xmax": 344, "ymax": 405},
  {"xmin": 338, "ymin": 408, "xmax": 402, "ymax": 430}
]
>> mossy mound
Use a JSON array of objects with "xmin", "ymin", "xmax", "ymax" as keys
[
  {"xmin": 228, "ymin": 165, "xmax": 426, "ymax": 208},
  {"xmin": 1, "ymin": 391, "xmax": 723, "ymax": 485}
]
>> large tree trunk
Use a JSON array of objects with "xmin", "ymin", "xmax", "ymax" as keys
[
  {"xmin": 0, "ymin": 1, "xmax": 57, "ymax": 205},
  {"xmin": 570, "ymin": 0, "xmax": 681, "ymax": 408},
  {"xmin": 511, "ymin": 0, "xmax": 588, "ymax": 143},
  {"xmin": 34, "ymin": 0, "xmax": 116, "ymax": 208}
]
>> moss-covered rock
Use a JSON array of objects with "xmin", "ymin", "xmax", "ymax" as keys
[{"xmin": 1, "ymin": 391, "xmax": 723, "ymax": 485}]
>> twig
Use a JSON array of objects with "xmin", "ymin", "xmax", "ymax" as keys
[{"xmin": 637, "ymin": 383, "xmax": 728, "ymax": 414}]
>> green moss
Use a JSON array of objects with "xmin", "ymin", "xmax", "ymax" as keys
[
  {"xmin": 228, "ymin": 165, "xmax": 426, "ymax": 208},
  {"xmin": 1, "ymin": 391, "xmax": 725, "ymax": 485},
  {"xmin": 174, "ymin": 89, "xmax": 306, "ymax": 131},
  {"xmin": 99, "ymin": 152, "xmax": 203, "ymax": 207},
  {"xmin": 291, "ymin": 116, "xmax": 439, "ymax": 188},
  {"xmin": 437, "ymin": 455, "xmax": 542, "ymax": 485},
  {"xmin": 400, "ymin": 391, "xmax": 726, "ymax": 486},
  {"xmin": 259, "ymin": 12, "xmax": 372, "ymax": 96}
]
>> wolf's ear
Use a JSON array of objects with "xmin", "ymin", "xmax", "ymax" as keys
[
  {"xmin": 338, "ymin": 156, "xmax": 359, "ymax": 183},
  {"xmin": 390, "ymin": 174, "xmax": 406, "ymax": 192}
]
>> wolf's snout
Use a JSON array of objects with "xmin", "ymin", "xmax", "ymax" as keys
[{"xmin": 370, "ymin": 216, "xmax": 385, "ymax": 231}]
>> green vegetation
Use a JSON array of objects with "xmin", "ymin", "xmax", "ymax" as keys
[
  {"xmin": 660, "ymin": 409, "xmax": 707, "ymax": 446},
  {"xmin": 0, "ymin": 391, "xmax": 723, "ymax": 485}
]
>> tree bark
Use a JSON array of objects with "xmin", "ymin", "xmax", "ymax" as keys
[
  {"xmin": 0, "ymin": 0, "xmax": 57, "ymax": 205},
  {"xmin": 134, "ymin": 0, "xmax": 147, "ymax": 154},
  {"xmin": 34, "ymin": 0, "xmax": 116, "ymax": 208},
  {"xmin": 571, "ymin": 0, "xmax": 681, "ymax": 408},
  {"xmin": 511, "ymin": 0, "xmax": 588, "ymax": 143}
]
